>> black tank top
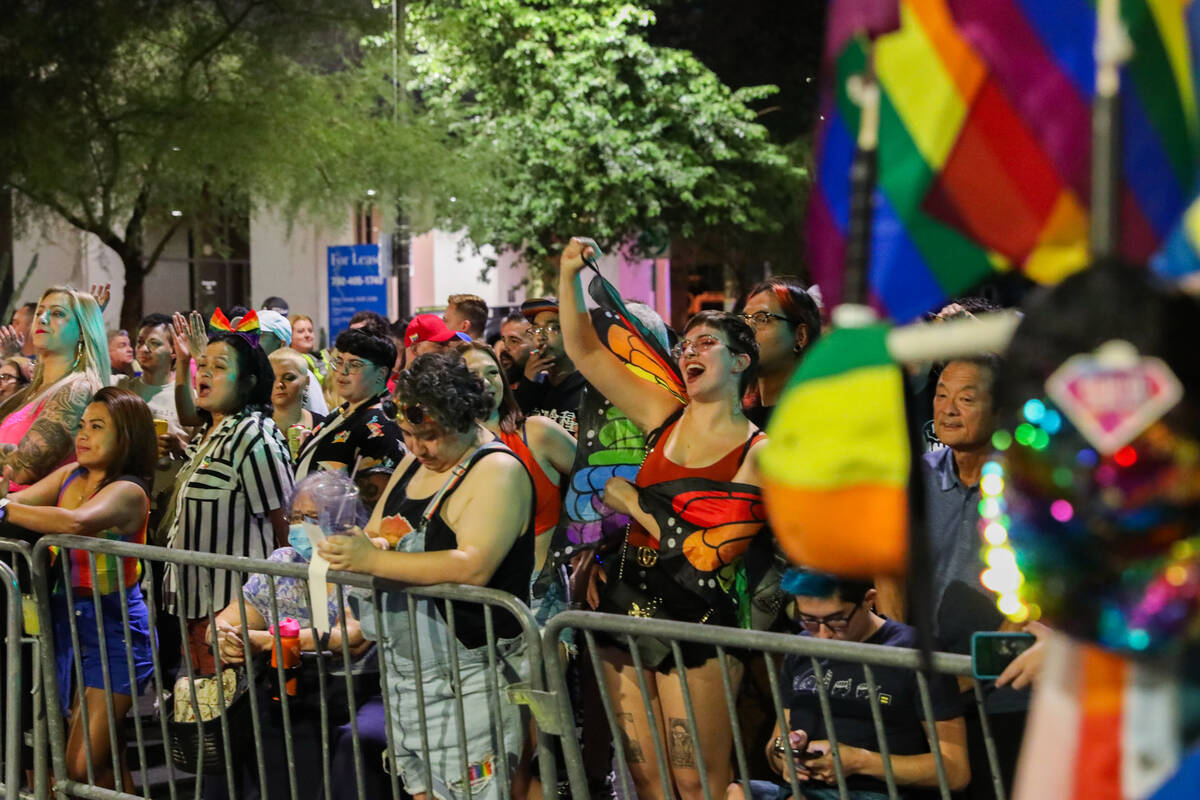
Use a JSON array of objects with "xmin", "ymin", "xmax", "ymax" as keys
[{"xmin": 379, "ymin": 443, "xmax": 534, "ymax": 648}]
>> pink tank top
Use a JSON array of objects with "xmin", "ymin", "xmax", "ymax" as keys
[{"xmin": 0, "ymin": 388, "xmax": 74, "ymax": 491}]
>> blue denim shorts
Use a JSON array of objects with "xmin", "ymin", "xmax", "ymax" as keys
[{"xmin": 51, "ymin": 584, "xmax": 156, "ymax": 715}]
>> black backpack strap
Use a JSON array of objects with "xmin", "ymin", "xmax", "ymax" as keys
[
  {"xmin": 645, "ymin": 406, "xmax": 686, "ymax": 451},
  {"xmin": 736, "ymin": 428, "xmax": 766, "ymax": 468}
]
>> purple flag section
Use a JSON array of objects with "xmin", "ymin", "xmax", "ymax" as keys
[{"xmin": 824, "ymin": 0, "xmax": 901, "ymax": 64}]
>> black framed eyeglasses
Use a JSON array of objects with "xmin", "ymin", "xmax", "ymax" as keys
[
  {"xmin": 739, "ymin": 311, "xmax": 789, "ymax": 328},
  {"xmin": 796, "ymin": 604, "xmax": 860, "ymax": 634}
]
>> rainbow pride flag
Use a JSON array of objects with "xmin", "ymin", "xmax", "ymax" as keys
[
  {"xmin": 808, "ymin": 0, "xmax": 1200, "ymax": 322},
  {"xmin": 1153, "ymin": 0, "xmax": 1200, "ymax": 278}
]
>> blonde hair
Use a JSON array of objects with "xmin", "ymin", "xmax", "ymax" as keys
[
  {"xmin": 0, "ymin": 286, "xmax": 107, "ymax": 418},
  {"xmin": 290, "ymin": 314, "xmax": 313, "ymax": 330},
  {"xmin": 268, "ymin": 346, "xmax": 309, "ymax": 376}
]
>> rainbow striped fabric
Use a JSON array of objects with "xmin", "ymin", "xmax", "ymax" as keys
[
  {"xmin": 1155, "ymin": 0, "xmax": 1200, "ymax": 278},
  {"xmin": 808, "ymin": 0, "xmax": 1200, "ymax": 322},
  {"xmin": 1014, "ymin": 635, "xmax": 1189, "ymax": 800},
  {"xmin": 760, "ymin": 324, "xmax": 910, "ymax": 577}
]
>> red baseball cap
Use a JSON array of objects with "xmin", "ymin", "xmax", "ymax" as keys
[{"xmin": 405, "ymin": 314, "xmax": 458, "ymax": 347}]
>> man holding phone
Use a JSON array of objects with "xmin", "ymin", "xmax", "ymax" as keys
[
  {"xmin": 513, "ymin": 297, "xmax": 587, "ymax": 434},
  {"xmin": 730, "ymin": 572, "xmax": 969, "ymax": 800}
]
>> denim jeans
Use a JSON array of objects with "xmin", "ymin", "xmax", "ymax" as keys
[{"xmin": 354, "ymin": 529, "xmax": 530, "ymax": 800}]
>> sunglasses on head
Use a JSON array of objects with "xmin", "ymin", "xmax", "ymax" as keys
[{"xmin": 382, "ymin": 398, "xmax": 430, "ymax": 426}]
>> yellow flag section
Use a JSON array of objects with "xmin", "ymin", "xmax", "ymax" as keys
[{"xmin": 760, "ymin": 324, "xmax": 909, "ymax": 577}]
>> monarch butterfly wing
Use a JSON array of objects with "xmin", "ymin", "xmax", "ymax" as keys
[
  {"xmin": 640, "ymin": 479, "xmax": 767, "ymax": 604},
  {"xmin": 587, "ymin": 273, "xmax": 686, "ymax": 403},
  {"xmin": 541, "ymin": 269, "xmax": 681, "ymax": 578}
]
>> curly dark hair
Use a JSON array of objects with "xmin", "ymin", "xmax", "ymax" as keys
[
  {"xmin": 348, "ymin": 311, "xmax": 391, "ymax": 340},
  {"xmin": 683, "ymin": 310, "xmax": 759, "ymax": 396},
  {"xmin": 395, "ymin": 352, "xmax": 492, "ymax": 434}
]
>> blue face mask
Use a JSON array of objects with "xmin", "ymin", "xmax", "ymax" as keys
[{"xmin": 288, "ymin": 522, "xmax": 321, "ymax": 560}]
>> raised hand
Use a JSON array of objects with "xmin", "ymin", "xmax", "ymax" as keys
[
  {"xmin": 186, "ymin": 311, "xmax": 207, "ymax": 360},
  {"xmin": 559, "ymin": 237, "xmax": 597, "ymax": 276},
  {"xmin": 171, "ymin": 313, "xmax": 193, "ymax": 365},
  {"xmin": 0, "ymin": 325, "xmax": 24, "ymax": 357},
  {"xmin": 171, "ymin": 311, "xmax": 209, "ymax": 365},
  {"xmin": 89, "ymin": 284, "xmax": 111, "ymax": 313}
]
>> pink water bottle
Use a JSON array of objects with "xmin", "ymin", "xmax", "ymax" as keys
[{"xmin": 270, "ymin": 617, "xmax": 301, "ymax": 697}]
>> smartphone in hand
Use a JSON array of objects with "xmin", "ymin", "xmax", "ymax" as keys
[{"xmin": 971, "ymin": 632, "xmax": 1036, "ymax": 680}]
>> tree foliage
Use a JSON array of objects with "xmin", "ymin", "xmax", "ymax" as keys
[
  {"xmin": 0, "ymin": 0, "xmax": 466, "ymax": 328},
  {"xmin": 3, "ymin": 0, "xmax": 811, "ymax": 324},
  {"xmin": 402, "ymin": 0, "xmax": 807, "ymax": 277}
]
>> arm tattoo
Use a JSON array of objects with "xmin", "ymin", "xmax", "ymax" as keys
[
  {"xmin": 617, "ymin": 712, "xmax": 646, "ymax": 764},
  {"xmin": 668, "ymin": 717, "xmax": 697, "ymax": 768},
  {"xmin": 0, "ymin": 379, "xmax": 91, "ymax": 484}
]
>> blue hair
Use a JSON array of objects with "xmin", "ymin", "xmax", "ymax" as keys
[{"xmin": 781, "ymin": 569, "xmax": 872, "ymax": 603}]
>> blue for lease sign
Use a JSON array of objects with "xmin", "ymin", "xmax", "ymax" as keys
[{"xmin": 327, "ymin": 244, "xmax": 388, "ymax": 339}]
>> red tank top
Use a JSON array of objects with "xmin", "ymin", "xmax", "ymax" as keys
[
  {"xmin": 627, "ymin": 417, "xmax": 762, "ymax": 549},
  {"xmin": 499, "ymin": 425, "xmax": 562, "ymax": 536}
]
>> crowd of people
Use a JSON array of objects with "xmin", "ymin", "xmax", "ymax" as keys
[{"xmin": 0, "ymin": 249, "xmax": 1047, "ymax": 800}]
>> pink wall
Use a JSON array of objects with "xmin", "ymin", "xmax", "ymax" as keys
[{"xmin": 616, "ymin": 245, "xmax": 671, "ymax": 322}]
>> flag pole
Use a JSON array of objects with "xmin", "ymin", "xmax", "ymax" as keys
[
  {"xmin": 839, "ymin": 39, "xmax": 944, "ymax": 680},
  {"xmin": 1090, "ymin": 0, "xmax": 1132, "ymax": 260},
  {"xmin": 841, "ymin": 53, "xmax": 882, "ymax": 311}
]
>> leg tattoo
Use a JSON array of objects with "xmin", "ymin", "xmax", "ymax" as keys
[
  {"xmin": 668, "ymin": 717, "xmax": 696, "ymax": 768},
  {"xmin": 617, "ymin": 712, "xmax": 646, "ymax": 764}
]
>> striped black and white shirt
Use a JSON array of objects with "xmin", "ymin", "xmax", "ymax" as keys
[{"xmin": 165, "ymin": 410, "xmax": 294, "ymax": 619}]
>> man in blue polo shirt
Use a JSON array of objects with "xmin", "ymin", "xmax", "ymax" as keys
[
  {"xmin": 921, "ymin": 354, "xmax": 1044, "ymax": 799},
  {"xmin": 923, "ymin": 355, "xmax": 1007, "ymax": 653}
]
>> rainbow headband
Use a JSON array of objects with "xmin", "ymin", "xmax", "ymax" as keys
[{"xmin": 209, "ymin": 308, "xmax": 261, "ymax": 348}]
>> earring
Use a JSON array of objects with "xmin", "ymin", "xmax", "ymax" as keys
[{"xmin": 73, "ymin": 340, "xmax": 84, "ymax": 368}]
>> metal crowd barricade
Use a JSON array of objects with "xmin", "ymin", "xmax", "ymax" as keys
[
  {"xmin": 0, "ymin": 537, "xmax": 46, "ymax": 800},
  {"xmin": 543, "ymin": 610, "xmax": 1008, "ymax": 800},
  {"xmin": 25, "ymin": 534, "xmax": 555, "ymax": 800},
  {"xmin": 0, "ymin": 558, "xmax": 22, "ymax": 800}
]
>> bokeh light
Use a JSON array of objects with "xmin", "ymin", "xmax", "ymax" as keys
[
  {"xmin": 1050, "ymin": 499, "xmax": 1074, "ymax": 523},
  {"xmin": 1014, "ymin": 423, "xmax": 1036, "ymax": 447},
  {"xmin": 1114, "ymin": 446, "xmax": 1138, "ymax": 468}
]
